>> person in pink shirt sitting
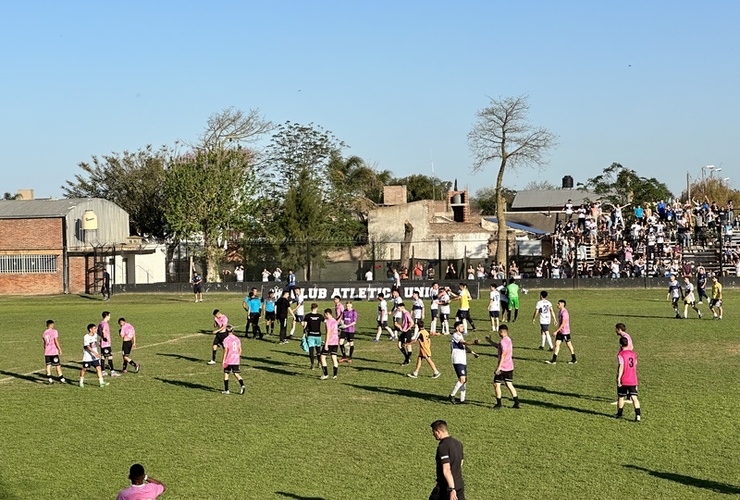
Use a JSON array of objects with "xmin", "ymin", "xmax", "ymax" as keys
[
  {"xmin": 486, "ymin": 324, "xmax": 520, "ymax": 410},
  {"xmin": 320, "ymin": 309, "xmax": 339, "ymax": 380},
  {"xmin": 116, "ymin": 463, "xmax": 166, "ymax": 500},
  {"xmin": 221, "ymin": 326, "xmax": 245, "ymax": 395},
  {"xmin": 42, "ymin": 320, "xmax": 66, "ymax": 385}
]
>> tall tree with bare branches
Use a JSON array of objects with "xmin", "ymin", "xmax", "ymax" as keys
[{"xmin": 468, "ymin": 95, "xmax": 557, "ymax": 266}]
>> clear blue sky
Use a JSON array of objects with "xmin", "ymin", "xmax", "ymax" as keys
[{"xmin": 1, "ymin": 1, "xmax": 738, "ymax": 199}]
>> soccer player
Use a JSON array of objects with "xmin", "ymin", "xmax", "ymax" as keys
[
  {"xmin": 430, "ymin": 420, "xmax": 465, "ymax": 500},
  {"xmin": 488, "ymin": 283, "xmax": 501, "ymax": 331},
  {"xmin": 221, "ymin": 326, "xmax": 245, "ymax": 395},
  {"xmin": 390, "ymin": 289, "xmax": 403, "ymax": 341},
  {"xmin": 406, "ymin": 320, "xmax": 441, "ymax": 379},
  {"xmin": 487, "ymin": 324, "xmax": 520, "ymax": 409},
  {"xmin": 263, "ymin": 289, "xmax": 277, "ymax": 335},
  {"xmin": 612, "ymin": 323, "xmax": 634, "ymax": 405},
  {"xmin": 710, "ymin": 275, "xmax": 724, "ymax": 320},
  {"xmin": 667, "ymin": 274, "xmax": 682, "ymax": 319},
  {"xmin": 116, "ymin": 463, "xmax": 166, "ymax": 500},
  {"xmin": 117, "ymin": 318, "xmax": 140, "ymax": 373},
  {"xmin": 338, "ymin": 301, "xmax": 357, "ymax": 363},
  {"xmin": 429, "ymin": 282, "xmax": 441, "ymax": 335},
  {"xmin": 98, "ymin": 311, "xmax": 120, "ymax": 377},
  {"xmin": 614, "ymin": 336, "xmax": 641, "ymax": 422},
  {"xmin": 289, "ymin": 287, "xmax": 306, "ymax": 337},
  {"xmin": 374, "ymin": 293, "xmax": 394, "ymax": 341},
  {"xmin": 276, "ymin": 290, "xmax": 292, "ymax": 344},
  {"xmin": 320, "ymin": 308, "xmax": 339, "ymax": 380},
  {"xmin": 532, "ymin": 290, "xmax": 555, "ymax": 350},
  {"xmin": 245, "ymin": 291, "xmax": 263, "ymax": 339},
  {"xmin": 497, "ymin": 279, "xmax": 509, "ymax": 321},
  {"xmin": 682, "ymin": 276, "xmax": 702, "ymax": 319},
  {"xmin": 80, "ymin": 323, "xmax": 108, "ymax": 388},
  {"xmin": 394, "ymin": 303, "xmax": 414, "ymax": 366},
  {"xmin": 449, "ymin": 322, "xmax": 479, "ymax": 404},
  {"xmin": 438, "ymin": 287, "xmax": 452, "ymax": 335},
  {"xmin": 304, "ymin": 303, "xmax": 324, "ymax": 369},
  {"xmin": 42, "ymin": 320, "xmax": 66, "ymax": 384},
  {"xmin": 546, "ymin": 300, "xmax": 577, "ymax": 365},
  {"xmin": 192, "ymin": 271, "xmax": 203, "ymax": 303},
  {"xmin": 411, "ymin": 290, "xmax": 425, "ymax": 337},
  {"xmin": 506, "ymin": 278, "xmax": 521, "ymax": 322},
  {"xmin": 696, "ymin": 265, "xmax": 709, "ymax": 304},
  {"xmin": 208, "ymin": 309, "xmax": 229, "ymax": 365},
  {"xmin": 453, "ymin": 283, "xmax": 473, "ymax": 334}
]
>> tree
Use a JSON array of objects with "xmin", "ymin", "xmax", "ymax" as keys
[
  {"xmin": 584, "ymin": 162, "xmax": 673, "ymax": 208},
  {"xmin": 327, "ymin": 152, "xmax": 387, "ymax": 236},
  {"xmin": 472, "ymin": 186, "xmax": 517, "ymax": 216},
  {"xmin": 524, "ymin": 180, "xmax": 557, "ymax": 190},
  {"xmin": 389, "ymin": 174, "xmax": 451, "ymax": 202},
  {"xmin": 62, "ymin": 146, "xmax": 171, "ymax": 238},
  {"xmin": 681, "ymin": 177, "xmax": 739, "ymax": 207},
  {"xmin": 197, "ymin": 107, "xmax": 273, "ymax": 149},
  {"xmin": 468, "ymin": 95, "xmax": 557, "ymax": 265},
  {"xmin": 3, "ymin": 192, "xmax": 19, "ymax": 200}
]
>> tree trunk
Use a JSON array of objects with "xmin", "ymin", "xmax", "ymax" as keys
[
  {"xmin": 203, "ymin": 234, "xmax": 219, "ymax": 283},
  {"xmin": 400, "ymin": 220, "xmax": 414, "ymax": 271},
  {"xmin": 496, "ymin": 158, "xmax": 508, "ymax": 268}
]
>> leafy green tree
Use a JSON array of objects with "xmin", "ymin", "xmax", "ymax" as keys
[
  {"xmin": 469, "ymin": 95, "xmax": 557, "ymax": 266},
  {"xmin": 389, "ymin": 174, "xmax": 451, "ymax": 202},
  {"xmin": 584, "ymin": 162, "xmax": 673, "ymax": 208},
  {"xmin": 3, "ymin": 192, "xmax": 20, "ymax": 200},
  {"xmin": 472, "ymin": 186, "xmax": 517, "ymax": 215},
  {"xmin": 62, "ymin": 145, "xmax": 170, "ymax": 238}
]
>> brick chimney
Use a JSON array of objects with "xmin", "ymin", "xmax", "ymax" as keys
[{"xmin": 448, "ymin": 190, "xmax": 469, "ymax": 222}]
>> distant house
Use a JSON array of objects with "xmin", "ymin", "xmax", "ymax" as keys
[{"xmin": 0, "ymin": 194, "xmax": 164, "ymax": 295}]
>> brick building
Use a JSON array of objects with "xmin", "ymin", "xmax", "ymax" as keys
[{"xmin": 0, "ymin": 198, "xmax": 129, "ymax": 295}]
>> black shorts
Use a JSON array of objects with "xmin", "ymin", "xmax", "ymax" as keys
[
  {"xmin": 710, "ymin": 299, "xmax": 723, "ymax": 308},
  {"xmin": 698, "ymin": 288, "xmax": 708, "ymax": 299},
  {"xmin": 213, "ymin": 333, "xmax": 228, "ymax": 347},
  {"xmin": 489, "ymin": 310, "xmax": 500, "ymax": 318},
  {"xmin": 224, "ymin": 364, "xmax": 241, "ymax": 374},
  {"xmin": 456, "ymin": 310, "xmax": 469, "ymax": 320},
  {"xmin": 193, "ymin": 284, "xmax": 202, "ymax": 294},
  {"xmin": 248, "ymin": 313, "xmax": 261, "ymax": 324},
  {"xmin": 342, "ymin": 331, "xmax": 355, "ymax": 342},
  {"xmin": 82, "ymin": 359, "xmax": 101, "ymax": 369},
  {"xmin": 294, "ymin": 315, "xmax": 305, "ymax": 322},
  {"xmin": 555, "ymin": 333, "xmax": 571, "ymax": 343},
  {"xmin": 429, "ymin": 486, "xmax": 465, "ymax": 500},
  {"xmin": 453, "ymin": 363, "xmax": 467, "ymax": 378},
  {"xmin": 440, "ymin": 313, "xmax": 449, "ymax": 322},
  {"xmin": 321, "ymin": 345, "xmax": 339, "ymax": 355},
  {"xmin": 398, "ymin": 331, "xmax": 413, "ymax": 344},
  {"xmin": 494, "ymin": 370, "xmax": 514, "ymax": 383},
  {"xmin": 617, "ymin": 385, "xmax": 638, "ymax": 397},
  {"xmin": 671, "ymin": 297, "xmax": 679, "ymax": 307},
  {"xmin": 540, "ymin": 323, "xmax": 550, "ymax": 333},
  {"xmin": 101, "ymin": 346, "xmax": 113, "ymax": 357},
  {"xmin": 122, "ymin": 340, "xmax": 133, "ymax": 356},
  {"xmin": 265, "ymin": 311, "xmax": 276, "ymax": 321},
  {"xmin": 431, "ymin": 309, "xmax": 439, "ymax": 319},
  {"xmin": 377, "ymin": 320, "xmax": 388, "ymax": 328},
  {"xmin": 45, "ymin": 355, "xmax": 60, "ymax": 366}
]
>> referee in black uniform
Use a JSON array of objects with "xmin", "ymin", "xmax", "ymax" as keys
[{"xmin": 430, "ymin": 420, "xmax": 465, "ymax": 500}]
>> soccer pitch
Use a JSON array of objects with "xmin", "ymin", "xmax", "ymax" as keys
[{"xmin": 0, "ymin": 290, "xmax": 738, "ymax": 499}]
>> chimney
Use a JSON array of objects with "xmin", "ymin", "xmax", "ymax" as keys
[
  {"xmin": 16, "ymin": 189, "xmax": 34, "ymax": 200},
  {"xmin": 448, "ymin": 189, "xmax": 469, "ymax": 223},
  {"xmin": 383, "ymin": 185, "xmax": 407, "ymax": 205}
]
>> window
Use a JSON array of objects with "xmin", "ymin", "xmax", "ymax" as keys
[{"xmin": 0, "ymin": 255, "xmax": 58, "ymax": 274}]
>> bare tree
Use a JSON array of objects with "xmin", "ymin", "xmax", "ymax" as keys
[
  {"xmin": 198, "ymin": 107, "xmax": 274, "ymax": 150},
  {"xmin": 468, "ymin": 95, "xmax": 557, "ymax": 267}
]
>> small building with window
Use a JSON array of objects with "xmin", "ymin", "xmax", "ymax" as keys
[{"xmin": 0, "ymin": 197, "xmax": 130, "ymax": 295}]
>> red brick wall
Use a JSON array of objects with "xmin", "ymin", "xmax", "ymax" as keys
[
  {"xmin": 0, "ymin": 218, "xmax": 65, "ymax": 295},
  {"xmin": 69, "ymin": 256, "xmax": 88, "ymax": 294}
]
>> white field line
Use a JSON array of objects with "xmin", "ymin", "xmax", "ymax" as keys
[{"xmin": 0, "ymin": 332, "xmax": 204, "ymax": 384}]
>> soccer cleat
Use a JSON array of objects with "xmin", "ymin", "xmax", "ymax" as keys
[
  {"xmin": 698, "ymin": 311, "xmax": 702, "ymax": 319},
  {"xmin": 60, "ymin": 378, "xmax": 66, "ymax": 384},
  {"xmin": 207, "ymin": 360, "xmax": 216, "ymax": 365},
  {"xmin": 545, "ymin": 360, "xmax": 556, "ymax": 365},
  {"xmin": 635, "ymin": 415, "xmax": 641, "ymax": 422},
  {"xmin": 512, "ymin": 403, "xmax": 520, "ymax": 409},
  {"xmin": 492, "ymin": 404, "xmax": 502, "ymax": 410},
  {"xmin": 458, "ymin": 400, "xmax": 467, "ymax": 404},
  {"xmin": 111, "ymin": 371, "xmax": 121, "ymax": 377},
  {"xmin": 613, "ymin": 413, "xmax": 623, "ymax": 419},
  {"xmin": 332, "ymin": 375, "xmax": 337, "ymax": 380},
  {"xmin": 400, "ymin": 362, "xmax": 409, "ymax": 366},
  {"xmin": 48, "ymin": 378, "xmax": 54, "ymax": 385},
  {"xmin": 99, "ymin": 382, "xmax": 110, "ymax": 387},
  {"xmin": 568, "ymin": 360, "xmax": 577, "ymax": 365},
  {"xmin": 538, "ymin": 346, "xmax": 544, "ymax": 350},
  {"xmin": 449, "ymin": 395, "xmax": 457, "ymax": 405},
  {"xmin": 222, "ymin": 390, "xmax": 230, "ymax": 395},
  {"xmin": 432, "ymin": 372, "xmax": 441, "ymax": 379},
  {"xmin": 320, "ymin": 375, "xmax": 329, "ymax": 380},
  {"xmin": 407, "ymin": 373, "xmax": 418, "ymax": 378},
  {"xmin": 79, "ymin": 380, "xmax": 84, "ymax": 388},
  {"xmin": 239, "ymin": 386, "xmax": 245, "ymax": 395},
  {"xmin": 135, "ymin": 364, "xmax": 141, "ymax": 373},
  {"xmin": 610, "ymin": 400, "xmax": 619, "ymax": 405},
  {"xmin": 102, "ymin": 371, "xmax": 109, "ymax": 377}
]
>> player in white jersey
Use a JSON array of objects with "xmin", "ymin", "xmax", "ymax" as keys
[
  {"xmin": 429, "ymin": 283, "xmax": 440, "ymax": 335},
  {"xmin": 682, "ymin": 276, "xmax": 702, "ymax": 319},
  {"xmin": 438, "ymin": 287, "xmax": 452, "ymax": 335},
  {"xmin": 448, "ymin": 322, "xmax": 479, "ymax": 404},
  {"xmin": 80, "ymin": 323, "xmax": 109, "ymax": 388},
  {"xmin": 488, "ymin": 283, "xmax": 501, "ymax": 331},
  {"xmin": 390, "ymin": 290, "xmax": 403, "ymax": 341},
  {"xmin": 374, "ymin": 293, "xmax": 395, "ymax": 341},
  {"xmin": 289, "ymin": 287, "xmax": 306, "ymax": 337},
  {"xmin": 532, "ymin": 290, "xmax": 555, "ymax": 350},
  {"xmin": 411, "ymin": 290, "xmax": 425, "ymax": 337}
]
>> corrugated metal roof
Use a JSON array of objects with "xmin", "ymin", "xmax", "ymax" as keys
[
  {"xmin": 485, "ymin": 217, "xmax": 549, "ymax": 235},
  {"xmin": 511, "ymin": 189, "xmax": 600, "ymax": 210},
  {"xmin": 0, "ymin": 199, "xmax": 83, "ymax": 218}
]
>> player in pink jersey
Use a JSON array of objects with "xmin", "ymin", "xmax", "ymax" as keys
[
  {"xmin": 546, "ymin": 300, "xmax": 577, "ymax": 365},
  {"xmin": 97, "ymin": 311, "xmax": 120, "ymax": 376},
  {"xmin": 221, "ymin": 326, "xmax": 245, "ymax": 394},
  {"xmin": 612, "ymin": 323, "xmax": 634, "ymax": 405},
  {"xmin": 116, "ymin": 463, "xmax": 166, "ymax": 500},
  {"xmin": 208, "ymin": 309, "xmax": 229, "ymax": 365},
  {"xmin": 42, "ymin": 320, "xmax": 66, "ymax": 384},
  {"xmin": 117, "ymin": 318, "xmax": 140, "ymax": 373},
  {"xmin": 320, "ymin": 309, "xmax": 340, "ymax": 379},
  {"xmin": 486, "ymin": 324, "xmax": 520, "ymax": 409},
  {"xmin": 394, "ymin": 303, "xmax": 415, "ymax": 366},
  {"xmin": 614, "ymin": 336, "xmax": 641, "ymax": 422},
  {"xmin": 338, "ymin": 301, "xmax": 358, "ymax": 363}
]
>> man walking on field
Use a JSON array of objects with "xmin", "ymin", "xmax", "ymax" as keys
[
  {"xmin": 532, "ymin": 290, "xmax": 554, "ymax": 351},
  {"xmin": 118, "ymin": 318, "xmax": 140, "ymax": 373},
  {"xmin": 546, "ymin": 300, "xmax": 577, "ymax": 365},
  {"xmin": 614, "ymin": 336, "xmax": 641, "ymax": 422},
  {"xmin": 42, "ymin": 320, "xmax": 66, "ymax": 384},
  {"xmin": 221, "ymin": 326, "xmax": 245, "ymax": 395},
  {"xmin": 487, "ymin": 324, "xmax": 519, "ymax": 409}
]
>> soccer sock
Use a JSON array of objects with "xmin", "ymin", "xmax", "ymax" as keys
[
  {"xmin": 333, "ymin": 366, "xmax": 337, "ymax": 377},
  {"xmin": 541, "ymin": 334, "xmax": 546, "ymax": 347},
  {"xmin": 496, "ymin": 397, "xmax": 502, "ymax": 406},
  {"xmin": 513, "ymin": 396, "xmax": 520, "ymax": 405},
  {"xmin": 98, "ymin": 377, "xmax": 104, "ymax": 385},
  {"xmin": 211, "ymin": 350, "xmax": 217, "ymax": 362},
  {"xmin": 59, "ymin": 376, "xmax": 66, "ymax": 383},
  {"xmin": 635, "ymin": 407, "xmax": 641, "ymax": 416},
  {"xmin": 130, "ymin": 360, "xmax": 138, "ymax": 368},
  {"xmin": 309, "ymin": 348, "xmax": 315, "ymax": 365},
  {"xmin": 616, "ymin": 408, "xmax": 624, "ymax": 417},
  {"xmin": 451, "ymin": 381, "xmax": 462, "ymax": 396},
  {"xmin": 546, "ymin": 335, "xmax": 553, "ymax": 349},
  {"xmin": 108, "ymin": 359, "xmax": 114, "ymax": 371},
  {"xmin": 459, "ymin": 383, "xmax": 466, "ymax": 402},
  {"xmin": 238, "ymin": 379, "xmax": 244, "ymax": 387},
  {"xmin": 322, "ymin": 365, "xmax": 328, "ymax": 376},
  {"xmin": 571, "ymin": 354, "xmax": 577, "ymax": 362},
  {"xmin": 430, "ymin": 319, "xmax": 437, "ymax": 333},
  {"xmin": 551, "ymin": 354, "xmax": 558, "ymax": 363},
  {"xmin": 340, "ymin": 344, "xmax": 346, "ymax": 358},
  {"xmin": 398, "ymin": 347, "xmax": 406, "ymax": 358},
  {"xmin": 349, "ymin": 345, "xmax": 354, "ymax": 359},
  {"xmin": 224, "ymin": 380, "xmax": 229, "ymax": 391},
  {"xmin": 123, "ymin": 360, "xmax": 128, "ymax": 370}
]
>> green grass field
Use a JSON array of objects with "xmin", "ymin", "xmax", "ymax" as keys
[{"xmin": 0, "ymin": 289, "xmax": 739, "ymax": 499}]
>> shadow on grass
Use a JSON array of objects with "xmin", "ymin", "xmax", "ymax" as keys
[
  {"xmin": 250, "ymin": 365, "xmax": 300, "ymax": 377},
  {"xmin": 518, "ymin": 384, "xmax": 612, "ymax": 403},
  {"xmin": 522, "ymin": 397, "xmax": 608, "ymax": 417},
  {"xmin": 352, "ymin": 365, "xmax": 403, "ymax": 376},
  {"xmin": 624, "ymin": 465, "xmax": 740, "ymax": 494},
  {"xmin": 61, "ymin": 363, "xmax": 82, "ymax": 370},
  {"xmin": 157, "ymin": 352, "xmax": 202, "ymax": 363},
  {"xmin": 0, "ymin": 370, "xmax": 43, "ymax": 383},
  {"xmin": 76, "ymin": 294, "xmax": 102, "ymax": 301},
  {"xmin": 347, "ymin": 383, "xmax": 448, "ymax": 404},
  {"xmin": 155, "ymin": 377, "xmax": 220, "ymax": 392},
  {"xmin": 280, "ymin": 350, "xmax": 382, "ymax": 365},
  {"xmin": 275, "ymin": 491, "xmax": 327, "ymax": 500},
  {"xmin": 588, "ymin": 313, "xmax": 664, "ymax": 319},
  {"xmin": 198, "ymin": 329, "xmax": 214, "ymax": 334}
]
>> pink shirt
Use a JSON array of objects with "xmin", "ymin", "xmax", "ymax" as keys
[
  {"xmin": 620, "ymin": 333, "xmax": 633, "ymax": 351},
  {"xmin": 325, "ymin": 317, "xmax": 339, "ymax": 345},
  {"xmin": 223, "ymin": 334, "xmax": 241, "ymax": 366},
  {"xmin": 498, "ymin": 336, "xmax": 514, "ymax": 371},
  {"xmin": 120, "ymin": 323, "xmax": 136, "ymax": 341},
  {"xmin": 618, "ymin": 350, "xmax": 638, "ymax": 386},
  {"xmin": 116, "ymin": 482, "xmax": 165, "ymax": 500},
  {"xmin": 335, "ymin": 302, "xmax": 345, "ymax": 319},
  {"xmin": 98, "ymin": 321, "xmax": 112, "ymax": 348},
  {"xmin": 214, "ymin": 314, "xmax": 228, "ymax": 331},
  {"xmin": 558, "ymin": 309, "xmax": 570, "ymax": 334},
  {"xmin": 42, "ymin": 328, "xmax": 59, "ymax": 356},
  {"xmin": 400, "ymin": 311, "xmax": 413, "ymax": 331}
]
